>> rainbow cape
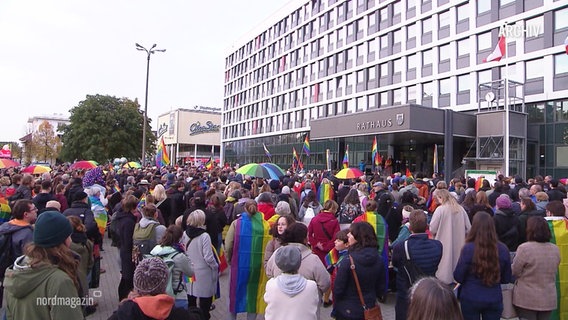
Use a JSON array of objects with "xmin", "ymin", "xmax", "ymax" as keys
[
  {"xmin": 229, "ymin": 213, "xmax": 270, "ymax": 314},
  {"xmin": 547, "ymin": 218, "xmax": 568, "ymax": 320},
  {"xmin": 318, "ymin": 183, "xmax": 335, "ymax": 205},
  {"xmin": 0, "ymin": 196, "xmax": 11, "ymax": 224},
  {"xmin": 354, "ymin": 212, "xmax": 389, "ymax": 293}
]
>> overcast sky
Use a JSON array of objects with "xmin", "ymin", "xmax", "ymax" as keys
[{"xmin": 0, "ymin": 0, "xmax": 290, "ymax": 142}]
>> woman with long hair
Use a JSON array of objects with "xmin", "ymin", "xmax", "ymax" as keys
[
  {"xmin": 153, "ymin": 184, "xmax": 174, "ymax": 226},
  {"xmin": 453, "ymin": 211, "xmax": 512, "ymax": 320},
  {"xmin": 512, "ymin": 216, "xmax": 560, "ymax": 319},
  {"xmin": 150, "ymin": 224, "xmax": 194, "ymax": 309},
  {"xmin": 68, "ymin": 215, "xmax": 96, "ymax": 315},
  {"xmin": 4, "ymin": 211, "xmax": 83, "ymax": 319},
  {"xmin": 518, "ymin": 197, "xmax": 545, "ymax": 243},
  {"xmin": 298, "ymin": 190, "xmax": 323, "ymax": 223},
  {"xmin": 337, "ymin": 188, "xmax": 362, "ymax": 229},
  {"xmin": 407, "ymin": 277, "xmax": 463, "ymax": 320},
  {"xmin": 430, "ymin": 188, "xmax": 471, "ymax": 284},
  {"xmin": 334, "ymin": 222, "xmax": 386, "ymax": 320},
  {"xmin": 264, "ymin": 214, "xmax": 295, "ymax": 268},
  {"xmin": 468, "ymin": 191, "xmax": 493, "ymax": 222}
]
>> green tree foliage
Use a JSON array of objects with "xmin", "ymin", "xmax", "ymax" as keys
[
  {"xmin": 60, "ymin": 94, "xmax": 155, "ymax": 163},
  {"xmin": 29, "ymin": 121, "xmax": 62, "ymax": 163}
]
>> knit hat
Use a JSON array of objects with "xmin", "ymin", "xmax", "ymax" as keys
[
  {"xmin": 73, "ymin": 191, "xmax": 88, "ymax": 202},
  {"xmin": 133, "ymin": 257, "xmax": 169, "ymax": 296},
  {"xmin": 496, "ymin": 195, "xmax": 512, "ymax": 209},
  {"xmin": 275, "ymin": 246, "xmax": 302, "ymax": 274},
  {"xmin": 281, "ymin": 186, "xmax": 291, "ymax": 195},
  {"xmin": 33, "ymin": 211, "xmax": 73, "ymax": 248}
]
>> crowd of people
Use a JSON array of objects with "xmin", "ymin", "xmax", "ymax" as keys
[{"xmin": 0, "ymin": 162, "xmax": 566, "ymax": 320}]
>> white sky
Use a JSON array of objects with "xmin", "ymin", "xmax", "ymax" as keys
[{"xmin": 0, "ymin": 0, "xmax": 291, "ymax": 142}]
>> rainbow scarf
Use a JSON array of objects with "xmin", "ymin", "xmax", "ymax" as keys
[
  {"xmin": 229, "ymin": 213, "xmax": 270, "ymax": 314},
  {"xmin": 0, "ymin": 196, "xmax": 11, "ymax": 224},
  {"xmin": 318, "ymin": 183, "xmax": 334, "ymax": 205},
  {"xmin": 547, "ymin": 218, "xmax": 568, "ymax": 320},
  {"xmin": 354, "ymin": 212, "xmax": 389, "ymax": 293}
]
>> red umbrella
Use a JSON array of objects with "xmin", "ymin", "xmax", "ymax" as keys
[
  {"xmin": 0, "ymin": 159, "xmax": 20, "ymax": 168},
  {"xmin": 21, "ymin": 165, "xmax": 51, "ymax": 174},
  {"xmin": 70, "ymin": 160, "xmax": 98, "ymax": 170}
]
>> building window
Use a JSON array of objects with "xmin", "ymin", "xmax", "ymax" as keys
[
  {"xmin": 393, "ymin": 89, "xmax": 402, "ymax": 104},
  {"xmin": 526, "ymin": 58, "xmax": 544, "ymax": 80},
  {"xmin": 407, "ymin": 54, "xmax": 417, "ymax": 70},
  {"xmin": 368, "ymin": 11, "xmax": 377, "ymax": 28},
  {"xmin": 439, "ymin": 11, "xmax": 450, "ymax": 29},
  {"xmin": 346, "ymin": 23, "xmax": 354, "ymax": 37},
  {"xmin": 368, "ymin": 94, "xmax": 377, "ymax": 108},
  {"xmin": 380, "ymin": 34, "xmax": 389, "ymax": 49},
  {"xmin": 458, "ymin": 74, "xmax": 470, "ymax": 92},
  {"xmin": 380, "ymin": 63, "xmax": 389, "ymax": 77},
  {"xmin": 357, "ymin": 70, "xmax": 365, "ymax": 82},
  {"xmin": 393, "ymin": 29, "xmax": 402, "ymax": 45},
  {"xmin": 407, "ymin": 0, "xmax": 416, "ymax": 9},
  {"xmin": 423, "ymin": 82, "xmax": 433, "ymax": 98},
  {"xmin": 422, "ymin": 17, "xmax": 432, "ymax": 34},
  {"xmin": 368, "ymin": 38, "xmax": 377, "ymax": 55},
  {"xmin": 500, "ymin": 0, "xmax": 515, "ymax": 6},
  {"xmin": 408, "ymin": 85, "xmax": 416, "ymax": 101},
  {"xmin": 422, "ymin": 49, "xmax": 432, "ymax": 66},
  {"xmin": 407, "ymin": 23, "xmax": 416, "ymax": 40},
  {"xmin": 457, "ymin": 4, "xmax": 468, "ymax": 22},
  {"xmin": 439, "ymin": 78, "xmax": 451, "ymax": 95},
  {"xmin": 393, "ymin": 1, "xmax": 402, "ymax": 16},
  {"xmin": 368, "ymin": 66, "xmax": 377, "ymax": 81},
  {"xmin": 393, "ymin": 58, "xmax": 402, "ymax": 74},
  {"xmin": 457, "ymin": 38, "xmax": 469, "ymax": 56},
  {"xmin": 555, "ymin": 54, "xmax": 568, "ymax": 75},
  {"xmin": 380, "ymin": 7, "xmax": 388, "ymax": 22},
  {"xmin": 525, "ymin": 16, "xmax": 544, "ymax": 38},
  {"xmin": 477, "ymin": 32, "xmax": 492, "ymax": 51},
  {"xmin": 439, "ymin": 44, "xmax": 450, "ymax": 62},
  {"xmin": 555, "ymin": 8, "xmax": 568, "ymax": 31},
  {"xmin": 380, "ymin": 91, "xmax": 389, "ymax": 105},
  {"xmin": 478, "ymin": 69, "xmax": 492, "ymax": 84},
  {"xmin": 477, "ymin": 0, "xmax": 491, "ymax": 15}
]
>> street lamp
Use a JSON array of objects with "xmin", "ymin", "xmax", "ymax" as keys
[{"xmin": 135, "ymin": 43, "xmax": 166, "ymax": 165}]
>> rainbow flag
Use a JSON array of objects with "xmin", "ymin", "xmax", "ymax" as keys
[
  {"xmin": 137, "ymin": 196, "xmax": 146, "ymax": 211},
  {"xmin": 229, "ymin": 212, "xmax": 270, "ymax": 314},
  {"xmin": 372, "ymin": 137, "xmax": 378, "ymax": 167},
  {"xmin": 342, "ymin": 145, "xmax": 349, "ymax": 169},
  {"xmin": 547, "ymin": 218, "xmax": 568, "ymax": 320},
  {"xmin": 433, "ymin": 144, "xmax": 438, "ymax": 174},
  {"xmin": 292, "ymin": 147, "xmax": 303, "ymax": 170},
  {"xmin": 205, "ymin": 157, "xmax": 214, "ymax": 170},
  {"xmin": 353, "ymin": 213, "xmax": 389, "ymax": 294},
  {"xmin": 303, "ymin": 135, "xmax": 310, "ymax": 157},
  {"xmin": 318, "ymin": 182, "xmax": 335, "ymax": 205},
  {"xmin": 112, "ymin": 184, "xmax": 121, "ymax": 194},
  {"xmin": 213, "ymin": 244, "xmax": 228, "ymax": 273},
  {"xmin": 405, "ymin": 168, "xmax": 413, "ymax": 179},
  {"xmin": 90, "ymin": 196, "xmax": 108, "ymax": 237},
  {"xmin": 325, "ymin": 248, "xmax": 341, "ymax": 268},
  {"xmin": 183, "ymin": 274, "xmax": 196, "ymax": 284},
  {"xmin": 263, "ymin": 143, "xmax": 272, "ymax": 160},
  {"xmin": 156, "ymin": 137, "xmax": 170, "ymax": 168},
  {"xmin": 0, "ymin": 196, "xmax": 11, "ymax": 224}
]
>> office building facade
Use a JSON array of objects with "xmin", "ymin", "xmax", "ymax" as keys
[{"xmin": 222, "ymin": 0, "xmax": 568, "ymax": 178}]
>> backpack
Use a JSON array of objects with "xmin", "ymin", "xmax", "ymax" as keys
[
  {"xmin": 108, "ymin": 214, "xmax": 121, "ymax": 248},
  {"xmin": 131, "ymin": 222, "xmax": 158, "ymax": 266},
  {"xmin": 303, "ymin": 206, "xmax": 315, "ymax": 224},
  {"xmin": 143, "ymin": 251, "xmax": 182, "ymax": 297},
  {"xmin": 338, "ymin": 203, "xmax": 361, "ymax": 224},
  {"xmin": 0, "ymin": 231, "xmax": 15, "ymax": 279},
  {"xmin": 401, "ymin": 240, "xmax": 425, "ymax": 285}
]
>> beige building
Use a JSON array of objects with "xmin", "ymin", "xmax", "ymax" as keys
[{"xmin": 156, "ymin": 107, "xmax": 221, "ymax": 165}]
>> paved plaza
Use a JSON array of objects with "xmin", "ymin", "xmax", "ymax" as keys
[{"xmin": 88, "ymin": 244, "xmax": 396, "ymax": 320}]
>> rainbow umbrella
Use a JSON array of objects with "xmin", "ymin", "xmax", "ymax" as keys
[
  {"xmin": 21, "ymin": 165, "xmax": 51, "ymax": 174},
  {"xmin": 123, "ymin": 161, "xmax": 141, "ymax": 169},
  {"xmin": 260, "ymin": 163, "xmax": 286, "ymax": 179},
  {"xmin": 0, "ymin": 159, "xmax": 20, "ymax": 168},
  {"xmin": 335, "ymin": 167, "xmax": 364, "ymax": 179},
  {"xmin": 236, "ymin": 163, "xmax": 272, "ymax": 179},
  {"xmin": 70, "ymin": 160, "xmax": 98, "ymax": 170}
]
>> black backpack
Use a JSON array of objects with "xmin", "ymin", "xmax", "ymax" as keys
[
  {"xmin": 0, "ymin": 231, "xmax": 15, "ymax": 279},
  {"xmin": 401, "ymin": 240, "xmax": 426, "ymax": 285}
]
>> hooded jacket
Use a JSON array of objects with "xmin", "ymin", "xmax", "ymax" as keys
[
  {"xmin": 494, "ymin": 207, "xmax": 521, "ymax": 251},
  {"xmin": 113, "ymin": 209, "xmax": 136, "ymax": 281},
  {"xmin": 0, "ymin": 220, "xmax": 33, "ymax": 259},
  {"xmin": 333, "ymin": 247, "xmax": 386, "ymax": 320},
  {"xmin": 108, "ymin": 294, "xmax": 192, "ymax": 320},
  {"xmin": 3, "ymin": 256, "xmax": 83, "ymax": 320},
  {"xmin": 264, "ymin": 275, "xmax": 318, "ymax": 320},
  {"xmin": 307, "ymin": 211, "xmax": 340, "ymax": 263},
  {"xmin": 149, "ymin": 245, "xmax": 194, "ymax": 300}
]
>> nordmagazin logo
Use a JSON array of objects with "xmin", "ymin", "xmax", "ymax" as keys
[{"xmin": 499, "ymin": 22, "xmax": 542, "ymax": 38}]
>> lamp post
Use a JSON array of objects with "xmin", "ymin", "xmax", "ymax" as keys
[{"xmin": 135, "ymin": 43, "xmax": 166, "ymax": 165}]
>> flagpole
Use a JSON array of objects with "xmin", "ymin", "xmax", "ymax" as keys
[{"xmin": 504, "ymin": 34, "xmax": 510, "ymax": 177}]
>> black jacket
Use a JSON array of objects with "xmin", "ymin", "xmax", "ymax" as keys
[
  {"xmin": 494, "ymin": 208, "xmax": 521, "ymax": 251},
  {"xmin": 334, "ymin": 247, "xmax": 386, "ymax": 320},
  {"xmin": 546, "ymin": 188, "xmax": 566, "ymax": 202},
  {"xmin": 108, "ymin": 297, "xmax": 196, "ymax": 320},
  {"xmin": 33, "ymin": 192, "xmax": 56, "ymax": 212},
  {"xmin": 113, "ymin": 210, "xmax": 136, "ymax": 281},
  {"xmin": 63, "ymin": 202, "xmax": 100, "ymax": 243}
]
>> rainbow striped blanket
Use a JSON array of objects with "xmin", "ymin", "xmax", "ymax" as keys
[
  {"xmin": 229, "ymin": 213, "xmax": 270, "ymax": 314},
  {"xmin": 547, "ymin": 217, "xmax": 568, "ymax": 320},
  {"xmin": 318, "ymin": 182, "xmax": 335, "ymax": 205},
  {"xmin": 353, "ymin": 212, "xmax": 389, "ymax": 293}
]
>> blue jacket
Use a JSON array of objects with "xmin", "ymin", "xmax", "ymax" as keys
[
  {"xmin": 333, "ymin": 247, "xmax": 386, "ymax": 320},
  {"xmin": 453, "ymin": 242, "xmax": 512, "ymax": 303}
]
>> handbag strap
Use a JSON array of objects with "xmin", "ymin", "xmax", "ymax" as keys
[
  {"xmin": 349, "ymin": 255, "xmax": 368, "ymax": 309},
  {"xmin": 404, "ymin": 240, "xmax": 411, "ymax": 260}
]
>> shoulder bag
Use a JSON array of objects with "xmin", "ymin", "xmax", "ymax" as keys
[{"xmin": 349, "ymin": 255, "xmax": 383, "ymax": 320}]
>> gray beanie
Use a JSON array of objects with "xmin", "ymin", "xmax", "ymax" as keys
[
  {"xmin": 275, "ymin": 246, "xmax": 302, "ymax": 274},
  {"xmin": 133, "ymin": 257, "xmax": 169, "ymax": 296}
]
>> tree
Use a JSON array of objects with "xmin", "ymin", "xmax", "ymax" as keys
[
  {"xmin": 60, "ymin": 94, "xmax": 155, "ymax": 164},
  {"xmin": 28, "ymin": 121, "xmax": 62, "ymax": 163}
]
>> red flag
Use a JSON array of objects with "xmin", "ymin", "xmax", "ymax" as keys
[
  {"xmin": 483, "ymin": 35, "xmax": 506, "ymax": 62},
  {"xmin": 565, "ymin": 35, "xmax": 568, "ymax": 55}
]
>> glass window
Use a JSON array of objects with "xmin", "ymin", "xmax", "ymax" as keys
[
  {"xmin": 368, "ymin": 12, "xmax": 377, "ymax": 28},
  {"xmin": 394, "ymin": 58, "xmax": 402, "ymax": 74},
  {"xmin": 477, "ymin": 32, "xmax": 492, "ymax": 51},
  {"xmin": 380, "ymin": 34, "xmax": 389, "ymax": 49},
  {"xmin": 457, "ymin": 4, "xmax": 468, "ymax": 22},
  {"xmin": 478, "ymin": 69, "xmax": 492, "ymax": 84},
  {"xmin": 407, "ymin": 0, "xmax": 416, "ymax": 9},
  {"xmin": 423, "ymin": 82, "xmax": 433, "ymax": 98},
  {"xmin": 380, "ymin": 63, "xmax": 389, "ymax": 77},
  {"xmin": 407, "ymin": 23, "xmax": 416, "ymax": 39},
  {"xmin": 439, "ymin": 78, "xmax": 451, "ymax": 95},
  {"xmin": 407, "ymin": 54, "xmax": 417, "ymax": 70},
  {"xmin": 422, "ymin": 17, "xmax": 432, "ymax": 34},
  {"xmin": 368, "ymin": 94, "xmax": 377, "ymax": 109},
  {"xmin": 380, "ymin": 91, "xmax": 389, "ymax": 105},
  {"xmin": 393, "ymin": 89, "xmax": 402, "ymax": 104},
  {"xmin": 458, "ymin": 74, "xmax": 470, "ymax": 92},
  {"xmin": 422, "ymin": 49, "xmax": 432, "ymax": 66},
  {"xmin": 555, "ymin": 8, "xmax": 568, "ymax": 31},
  {"xmin": 477, "ymin": 0, "xmax": 491, "ymax": 15},
  {"xmin": 380, "ymin": 8, "xmax": 388, "ymax": 21},
  {"xmin": 347, "ymin": 99, "xmax": 356, "ymax": 113},
  {"xmin": 457, "ymin": 38, "xmax": 470, "ymax": 56},
  {"xmin": 368, "ymin": 38, "xmax": 377, "ymax": 54},
  {"xmin": 555, "ymin": 54, "xmax": 568, "ymax": 75},
  {"xmin": 357, "ymin": 70, "xmax": 365, "ymax": 82},
  {"xmin": 393, "ymin": 29, "xmax": 402, "ymax": 44},
  {"xmin": 500, "ymin": 0, "xmax": 515, "ymax": 6},
  {"xmin": 368, "ymin": 66, "xmax": 377, "ymax": 81},
  {"xmin": 555, "ymin": 100, "xmax": 568, "ymax": 121},
  {"xmin": 393, "ymin": 1, "xmax": 402, "ymax": 16},
  {"xmin": 439, "ymin": 11, "xmax": 450, "ymax": 29},
  {"xmin": 526, "ymin": 58, "xmax": 544, "ymax": 79},
  {"xmin": 408, "ymin": 85, "xmax": 416, "ymax": 101},
  {"xmin": 439, "ymin": 44, "xmax": 450, "ymax": 61},
  {"xmin": 527, "ymin": 103, "xmax": 545, "ymax": 122},
  {"xmin": 525, "ymin": 16, "xmax": 544, "ymax": 38},
  {"xmin": 347, "ymin": 23, "xmax": 354, "ymax": 36}
]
